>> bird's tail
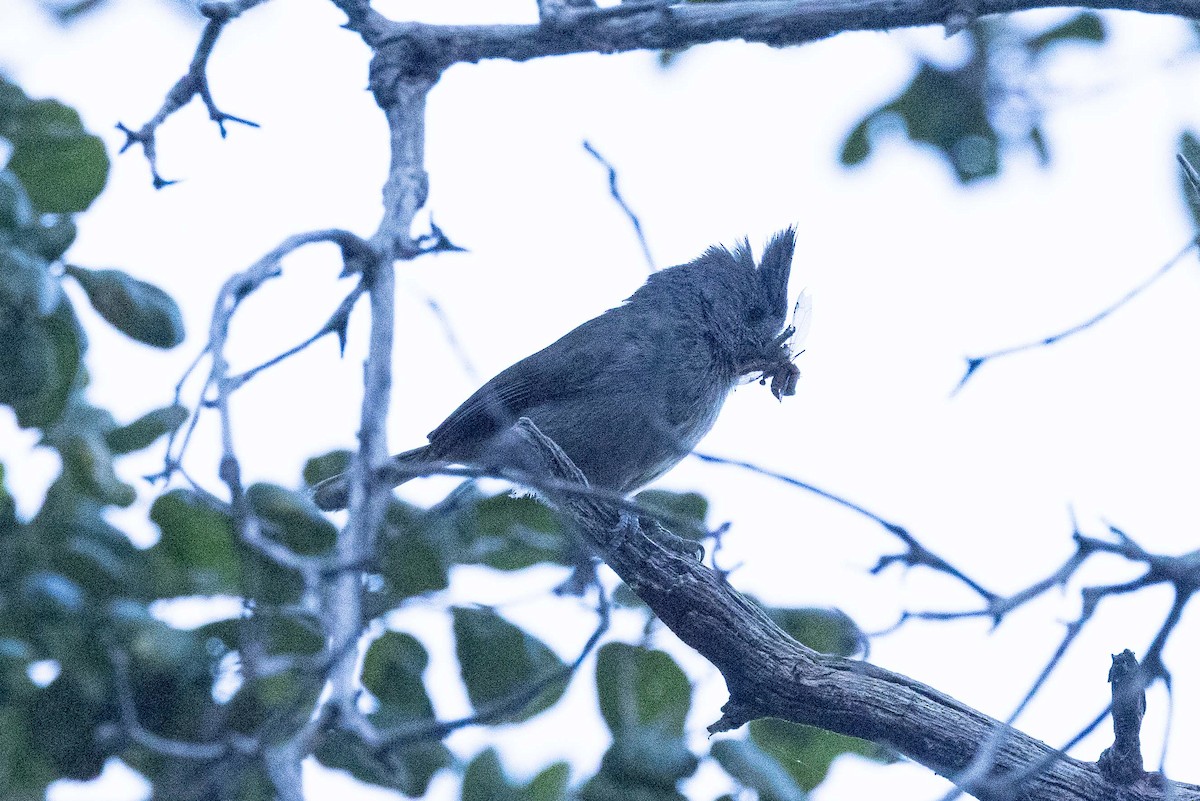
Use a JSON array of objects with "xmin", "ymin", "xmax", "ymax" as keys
[{"xmin": 311, "ymin": 445, "xmax": 433, "ymax": 511}]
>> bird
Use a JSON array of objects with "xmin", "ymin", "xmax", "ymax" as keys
[{"xmin": 313, "ymin": 227, "xmax": 799, "ymax": 511}]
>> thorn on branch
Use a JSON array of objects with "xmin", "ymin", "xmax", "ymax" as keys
[
  {"xmin": 1097, "ymin": 649, "xmax": 1146, "ymax": 785},
  {"xmin": 415, "ymin": 217, "xmax": 467, "ymax": 255},
  {"xmin": 118, "ymin": 0, "xmax": 266, "ymax": 187}
]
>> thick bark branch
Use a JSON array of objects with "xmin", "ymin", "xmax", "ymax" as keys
[
  {"xmin": 360, "ymin": 0, "xmax": 1200, "ymax": 72},
  {"xmin": 508, "ymin": 419, "xmax": 1199, "ymax": 801}
]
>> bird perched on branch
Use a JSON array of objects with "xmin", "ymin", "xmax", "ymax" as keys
[{"xmin": 314, "ymin": 227, "xmax": 802, "ymax": 511}]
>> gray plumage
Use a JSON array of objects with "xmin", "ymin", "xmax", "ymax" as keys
[{"xmin": 313, "ymin": 227, "xmax": 797, "ymax": 511}]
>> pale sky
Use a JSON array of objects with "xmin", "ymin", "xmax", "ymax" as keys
[{"xmin": 3, "ymin": 1, "xmax": 1200, "ymax": 799}]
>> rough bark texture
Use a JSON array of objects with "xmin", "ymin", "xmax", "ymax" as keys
[{"xmin": 508, "ymin": 420, "xmax": 1198, "ymax": 801}]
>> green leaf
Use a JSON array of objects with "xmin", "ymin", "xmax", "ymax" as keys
[
  {"xmin": 462, "ymin": 751, "xmax": 568, "ymax": 801},
  {"xmin": 0, "ymin": 169, "xmax": 35, "ymax": 232},
  {"xmin": 748, "ymin": 718, "xmax": 896, "ymax": 792},
  {"xmin": 0, "ymin": 706, "xmax": 58, "ymax": 801},
  {"xmin": 247, "ymin": 483, "xmax": 336, "ymax": 556},
  {"xmin": 381, "ymin": 499, "xmax": 449, "ymax": 599},
  {"xmin": 523, "ymin": 762, "xmax": 570, "ymax": 801},
  {"xmin": 28, "ymin": 213, "xmax": 77, "ymax": 262},
  {"xmin": 634, "ymin": 490, "xmax": 708, "ymax": 532},
  {"xmin": 762, "ymin": 606, "xmax": 866, "ymax": 657},
  {"xmin": 0, "ymin": 299, "xmax": 82, "ymax": 430},
  {"xmin": 361, "ymin": 631, "xmax": 436, "ymax": 722},
  {"xmin": 59, "ymin": 430, "xmax": 136, "ymax": 507},
  {"xmin": 0, "ymin": 78, "xmax": 109, "ymax": 214},
  {"xmin": 315, "ymin": 730, "xmax": 450, "ymax": 797},
  {"xmin": 27, "ymin": 669, "xmax": 113, "ymax": 780},
  {"xmin": 710, "ymin": 738, "xmax": 807, "ymax": 801},
  {"xmin": 452, "ymin": 606, "xmax": 567, "ymax": 722},
  {"xmin": 149, "ymin": 489, "xmax": 240, "ymax": 594},
  {"xmin": 303, "ymin": 449, "xmax": 352, "ymax": 486},
  {"xmin": 0, "ymin": 242, "xmax": 59, "ymax": 316},
  {"xmin": 106, "ymin": 404, "xmax": 188, "ymax": 454},
  {"xmin": 65, "ymin": 265, "xmax": 184, "ymax": 348},
  {"xmin": 463, "ymin": 492, "xmax": 566, "ymax": 570},
  {"xmin": 841, "ymin": 62, "xmax": 998, "ymax": 183},
  {"xmin": 199, "ymin": 612, "xmax": 323, "ymax": 659},
  {"xmin": 463, "ymin": 748, "xmax": 518, "ymax": 801},
  {"xmin": 1027, "ymin": 12, "xmax": 1105, "ymax": 54},
  {"xmin": 587, "ymin": 729, "xmax": 697, "ymax": 795},
  {"xmin": 595, "ymin": 643, "xmax": 690, "ymax": 736},
  {"xmin": 838, "ymin": 118, "xmax": 872, "ymax": 168}
]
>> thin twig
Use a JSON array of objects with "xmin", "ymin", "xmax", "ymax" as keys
[
  {"xmin": 953, "ymin": 237, "xmax": 1198, "ymax": 394},
  {"xmin": 583, "ymin": 140, "xmax": 655, "ymax": 271},
  {"xmin": 691, "ymin": 450, "xmax": 996, "ymax": 602},
  {"xmin": 117, "ymin": 0, "xmax": 268, "ymax": 187}
]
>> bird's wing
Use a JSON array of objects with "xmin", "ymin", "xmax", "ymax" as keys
[{"xmin": 427, "ymin": 314, "xmax": 630, "ymax": 453}]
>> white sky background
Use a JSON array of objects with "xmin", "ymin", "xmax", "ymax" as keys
[{"xmin": 3, "ymin": 0, "xmax": 1200, "ymax": 799}]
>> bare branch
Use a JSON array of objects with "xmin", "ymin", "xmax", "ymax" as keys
[
  {"xmin": 511, "ymin": 419, "xmax": 1200, "ymax": 801},
  {"xmin": 583, "ymin": 140, "xmax": 655, "ymax": 271},
  {"xmin": 361, "ymin": 0, "xmax": 1200, "ymax": 72},
  {"xmin": 953, "ymin": 237, "xmax": 1198, "ymax": 394},
  {"xmin": 691, "ymin": 450, "xmax": 996, "ymax": 602},
  {"xmin": 117, "ymin": 0, "xmax": 268, "ymax": 187}
]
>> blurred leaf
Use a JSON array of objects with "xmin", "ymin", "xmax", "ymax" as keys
[
  {"xmin": 0, "ymin": 298, "xmax": 82, "ymax": 430},
  {"xmin": 47, "ymin": 0, "xmax": 106, "ymax": 23},
  {"xmin": 710, "ymin": 738, "xmax": 806, "ymax": 801},
  {"xmin": 380, "ymin": 498, "xmax": 449, "ymax": 599},
  {"xmin": 247, "ymin": 483, "xmax": 336, "ymax": 556},
  {"xmin": 748, "ymin": 718, "xmax": 896, "ymax": 792},
  {"xmin": 21, "ymin": 571, "xmax": 85, "ymax": 618},
  {"xmin": 0, "ymin": 706, "xmax": 57, "ymax": 801},
  {"xmin": 452, "ymin": 606, "xmax": 567, "ymax": 722},
  {"xmin": 0, "ymin": 243, "xmax": 59, "ymax": 316},
  {"xmin": 0, "ymin": 169, "xmax": 35, "ymax": 231},
  {"xmin": 762, "ymin": 606, "xmax": 866, "ymax": 657},
  {"xmin": 201, "ymin": 612, "xmax": 323, "ymax": 659},
  {"xmin": 581, "ymin": 729, "xmax": 696, "ymax": 800},
  {"xmin": 523, "ymin": 762, "xmax": 570, "ymax": 801},
  {"xmin": 1178, "ymin": 131, "xmax": 1200, "ymax": 232},
  {"xmin": 0, "ymin": 463, "xmax": 16, "ymax": 532},
  {"xmin": 106, "ymin": 404, "xmax": 187, "ymax": 454},
  {"xmin": 0, "ymin": 77, "xmax": 109, "ymax": 214},
  {"xmin": 27, "ymin": 669, "xmax": 113, "ymax": 780},
  {"xmin": 226, "ymin": 671, "xmax": 321, "ymax": 737},
  {"xmin": 315, "ymin": 729, "xmax": 450, "ymax": 797},
  {"xmin": 361, "ymin": 631, "xmax": 436, "ymax": 723},
  {"xmin": 28, "ymin": 214, "xmax": 77, "ymax": 262},
  {"xmin": 150, "ymin": 489, "xmax": 239, "ymax": 595},
  {"xmin": 65, "ymin": 265, "xmax": 184, "ymax": 348},
  {"xmin": 463, "ymin": 492, "xmax": 565, "ymax": 570},
  {"xmin": 462, "ymin": 748, "xmax": 517, "ymax": 801},
  {"xmin": 461, "ymin": 750, "xmax": 568, "ymax": 801},
  {"xmin": 1027, "ymin": 12, "xmax": 1105, "ymax": 54},
  {"xmin": 634, "ymin": 489, "xmax": 707, "ymax": 538},
  {"xmin": 840, "ymin": 62, "xmax": 997, "ymax": 183},
  {"xmin": 60, "ymin": 430, "xmax": 136, "ymax": 507},
  {"xmin": 596, "ymin": 642, "xmax": 690, "ymax": 736},
  {"xmin": 302, "ymin": 449, "xmax": 352, "ymax": 487}
]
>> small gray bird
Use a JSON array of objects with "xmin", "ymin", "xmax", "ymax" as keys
[{"xmin": 314, "ymin": 228, "xmax": 798, "ymax": 511}]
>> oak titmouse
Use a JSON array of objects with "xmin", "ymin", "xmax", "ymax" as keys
[{"xmin": 314, "ymin": 227, "xmax": 799, "ymax": 511}]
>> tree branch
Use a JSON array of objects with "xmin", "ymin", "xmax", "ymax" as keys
[
  {"xmin": 361, "ymin": 0, "xmax": 1200, "ymax": 71},
  {"xmin": 118, "ymin": 0, "xmax": 267, "ymax": 187},
  {"xmin": 511, "ymin": 418, "xmax": 1200, "ymax": 801}
]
